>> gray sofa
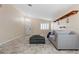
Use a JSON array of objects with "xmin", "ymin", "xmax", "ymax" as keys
[{"xmin": 48, "ymin": 30, "xmax": 79, "ymax": 50}]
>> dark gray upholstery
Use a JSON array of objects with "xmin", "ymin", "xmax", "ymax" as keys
[{"xmin": 29, "ymin": 35, "xmax": 45, "ymax": 44}]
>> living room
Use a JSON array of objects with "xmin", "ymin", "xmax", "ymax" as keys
[{"xmin": 0, "ymin": 4, "xmax": 79, "ymax": 54}]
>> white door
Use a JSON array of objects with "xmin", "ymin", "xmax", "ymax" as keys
[{"xmin": 24, "ymin": 18, "xmax": 32, "ymax": 35}]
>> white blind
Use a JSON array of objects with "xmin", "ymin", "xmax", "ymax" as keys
[{"xmin": 40, "ymin": 23, "xmax": 49, "ymax": 30}]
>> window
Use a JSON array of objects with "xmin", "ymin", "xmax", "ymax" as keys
[{"xmin": 40, "ymin": 23, "xmax": 49, "ymax": 30}]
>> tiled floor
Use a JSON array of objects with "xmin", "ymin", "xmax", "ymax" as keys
[{"xmin": 0, "ymin": 36, "xmax": 79, "ymax": 54}]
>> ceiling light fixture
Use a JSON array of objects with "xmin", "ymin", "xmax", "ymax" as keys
[{"xmin": 28, "ymin": 4, "xmax": 32, "ymax": 7}]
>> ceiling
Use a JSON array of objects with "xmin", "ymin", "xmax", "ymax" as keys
[{"xmin": 14, "ymin": 4, "xmax": 73, "ymax": 21}]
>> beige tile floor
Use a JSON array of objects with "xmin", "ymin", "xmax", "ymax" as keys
[{"xmin": 0, "ymin": 36, "xmax": 79, "ymax": 54}]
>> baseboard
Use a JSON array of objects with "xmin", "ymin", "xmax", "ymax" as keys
[{"xmin": 0, "ymin": 33, "xmax": 25, "ymax": 46}]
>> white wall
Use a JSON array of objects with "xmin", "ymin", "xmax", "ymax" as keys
[
  {"xmin": 0, "ymin": 5, "xmax": 24, "ymax": 44},
  {"xmin": 66, "ymin": 4, "xmax": 79, "ymax": 34}
]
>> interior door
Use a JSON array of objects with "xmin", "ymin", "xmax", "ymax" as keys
[{"xmin": 24, "ymin": 18, "xmax": 32, "ymax": 35}]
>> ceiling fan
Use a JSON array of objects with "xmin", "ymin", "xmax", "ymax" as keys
[{"xmin": 27, "ymin": 4, "xmax": 32, "ymax": 7}]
